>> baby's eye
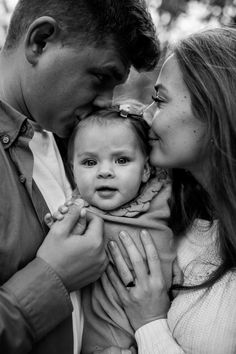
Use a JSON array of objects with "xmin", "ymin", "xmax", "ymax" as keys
[
  {"xmin": 116, "ymin": 157, "xmax": 129, "ymax": 165},
  {"xmin": 82, "ymin": 159, "xmax": 97, "ymax": 167}
]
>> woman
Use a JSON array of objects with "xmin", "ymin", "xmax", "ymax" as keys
[{"xmin": 104, "ymin": 27, "xmax": 236, "ymax": 353}]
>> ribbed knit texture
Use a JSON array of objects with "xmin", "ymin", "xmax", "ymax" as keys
[{"xmin": 135, "ymin": 219, "xmax": 236, "ymax": 353}]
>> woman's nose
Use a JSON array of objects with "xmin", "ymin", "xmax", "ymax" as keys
[{"xmin": 142, "ymin": 101, "xmax": 156, "ymax": 126}]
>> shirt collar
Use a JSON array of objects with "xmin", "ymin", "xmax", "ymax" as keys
[{"xmin": 0, "ymin": 100, "xmax": 34, "ymax": 148}]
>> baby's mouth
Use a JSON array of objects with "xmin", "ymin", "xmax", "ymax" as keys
[
  {"xmin": 96, "ymin": 187, "xmax": 117, "ymax": 197},
  {"xmin": 96, "ymin": 187, "xmax": 117, "ymax": 192}
]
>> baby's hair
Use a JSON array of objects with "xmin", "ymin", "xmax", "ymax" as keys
[{"xmin": 68, "ymin": 99, "xmax": 151, "ymax": 164}]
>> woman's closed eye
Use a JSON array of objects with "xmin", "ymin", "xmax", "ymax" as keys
[{"xmin": 152, "ymin": 94, "xmax": 166, "ymax": 108}]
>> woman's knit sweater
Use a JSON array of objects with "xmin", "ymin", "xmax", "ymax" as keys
[{"xmin": 135, "ymin": 219, "xmax": 236, "ymax": 353}]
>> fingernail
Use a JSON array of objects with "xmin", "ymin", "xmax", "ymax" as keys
[
  {"xmin": 108, "ymin": 241, "xmax": 116, "ymax": 250},
  {"xmin": 119, "ymin": 231, "xmax": 127, "ymax": 240},
  {"xmin": 61, "ymin": 205, "xmax": 68, "ymax": 212},
  {"xmin": 80, "ymin": 208, "xmax": 86, "ymax": 217},
  {"xmin": 141, "ymin": 229, "xmax": 148, "ymax": 238},
  {"xmin": 126, "ymin": 281, "xmax": 135, "ymax": 288},
  {"xmin": 73, "ymin": 198, "xmax": 84, "ymax": 208}
]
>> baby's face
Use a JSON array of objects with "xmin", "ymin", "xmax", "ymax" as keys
[{"xmin": 72, "ymin": 121, "xmax": 150, "ymax": 211}]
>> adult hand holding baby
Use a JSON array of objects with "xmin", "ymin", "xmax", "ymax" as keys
[
  {"xmin": 105, "ymin": 230, "xmax": 170, "ymax": 331},
  {"xmin": 37, "ymin": 199, "xmax": 108, "ymax": 291}
]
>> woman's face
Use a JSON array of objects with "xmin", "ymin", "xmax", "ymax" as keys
[{"xmin": 148, "ymin": 54, "xmax": 209, "ymax": 177}]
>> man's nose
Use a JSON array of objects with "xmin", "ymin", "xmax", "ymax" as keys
[{"xmin": 93, "ymin": 90, "xmax": 114, "ymax": 108}]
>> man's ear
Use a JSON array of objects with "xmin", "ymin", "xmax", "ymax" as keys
[
  {"xmin": 142, "ymin": 159, "xmax": 151, "ymax": 183},
  {"xmin": 25, "ymin": 16, "xmax": 59, "ymax": 65}
]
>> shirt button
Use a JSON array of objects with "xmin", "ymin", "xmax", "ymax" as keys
[
  {"xmin": 19, "ymin": 175, "xmax": 26, "ymax": 183},
  {"xmin": 2, "ymin": 135, "xmax": 10, "ymax": 144}
]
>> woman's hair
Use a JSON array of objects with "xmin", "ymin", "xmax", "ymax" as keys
[
  {"xmin": 68, "ymin": 99, "xmax": 151, "ymax": 163},
  {"xmin": 169, "ymin": 27, "xmax": 236, "ymax": 288}
]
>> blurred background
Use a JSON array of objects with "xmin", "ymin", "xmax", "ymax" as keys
[{"xmin": 0, "ymin": 0, "xmax": 235, "ymax": 103}]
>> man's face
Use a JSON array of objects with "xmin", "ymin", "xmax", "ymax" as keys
[{"xmin": 23, "ymin": 41, "xmax": 129, "ymax": 137}]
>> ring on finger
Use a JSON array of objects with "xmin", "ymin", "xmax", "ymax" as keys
[{"xmin": 126, "ymin": 280, "xmax": 135, "ymax": 288}]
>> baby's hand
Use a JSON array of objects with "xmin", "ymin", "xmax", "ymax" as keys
[
  {"xmin": 44, "ymin": 202, "xmax": 72, "ymax": 228},
  {"xmin": 44, "ymin": 199, "xmax": 88, "ymax": 235}
]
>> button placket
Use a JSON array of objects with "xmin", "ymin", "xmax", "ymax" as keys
[
  {"xmin": 20, "ymin": 124, "xmax": 27, "ymax": 134},
  {"xmin": 19, "ymin": 175, "xmax": 26, "ymax": 183}
]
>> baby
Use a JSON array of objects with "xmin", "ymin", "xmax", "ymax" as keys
[{"xmin": 47, "ymin": 102, "xmax": 175, "ymax": 353}]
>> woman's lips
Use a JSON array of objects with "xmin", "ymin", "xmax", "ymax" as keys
[{"xmin": 149, "ymin": 134, "xmax": 160, "ymax": 144}]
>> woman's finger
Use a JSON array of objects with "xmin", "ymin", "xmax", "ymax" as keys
[
  {"xmin": 119, "ymin": 231, "xmax": 147, "ymax": 282},
  {"xmin": 108, "ymin": 241, "xmax": 134, "ymax": 286},
  {"xmin": 94, "ymin": 347, "xmax": 132, "ymax": 354},
  {"xmin": 140, "ymin": 230, "xmax": 163, "ymax": 277},
  {"xmin": 106, "ymin": 264, "xmax": 129, "ymax": 303},
  {"xmin": 101, "ymin": 271, "xmax": 118, "ymax": 299}
]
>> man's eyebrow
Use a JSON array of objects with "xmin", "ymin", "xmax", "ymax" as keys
[
  {"xmin": 154, "ymin": 83, "xmax": 168, "ymax": 94},
  {"xmin": 106, "ymin": 65, "xmax": 126, "ymax": 82},
  {"xmin": 92, "ymin": 65, "xmax": 126, "ymax": 82}
]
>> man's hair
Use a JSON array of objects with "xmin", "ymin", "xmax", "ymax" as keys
[{"xmin": 4, "ymin": 0, "xmax": 159, "ymax": 71}]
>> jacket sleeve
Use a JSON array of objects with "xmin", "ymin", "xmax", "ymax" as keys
[{"xmin": 0, "ymin": 257, "xmax": 72, "ymax": 354}]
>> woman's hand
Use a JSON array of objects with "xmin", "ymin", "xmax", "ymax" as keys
[
  {"xmin": 94, "ymin": 346, "xmax": 136, "ymax": 354},
  {"xmin": 104, "ymin": 230, "xmax": 170, "ymax": 331}
]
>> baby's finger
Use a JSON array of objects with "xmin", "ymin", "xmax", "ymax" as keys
[
  {"xmin": 52, "ymin": 210, "xmax": 65, "ymax": 221},
  {"xmin": 65, "ymin": 200, "xmax": 73, "ymax": 207},
  {"xmin": 44, "ymin": 213, "xmax": 54, "ymax": 228},
  {"xmin": 108, "ymin": 241, "xmax": 134, "ymax": 286},
  {"xmin": 58, "ymin": 204, "xmax": 69, "ymax": 214}
]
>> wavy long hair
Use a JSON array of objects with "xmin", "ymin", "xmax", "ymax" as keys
[{"xmin": 169, "ymin": 27, "xmax": 236, "ymax": 288}]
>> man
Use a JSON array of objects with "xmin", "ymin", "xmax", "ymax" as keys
[{"xmin": 0, "ymin": 0, "xmax": 159, "ymax": 353}]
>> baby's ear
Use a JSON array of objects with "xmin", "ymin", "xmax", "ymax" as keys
[{"xmin": 142, "ymin": 159, "xmax": 151, "ymax": 183}]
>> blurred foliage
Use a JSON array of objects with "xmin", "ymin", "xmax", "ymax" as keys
[
  {"xmin": 117, "ymin": 0, "xmax": 236, "ymax": 103},
  {"xmin": 0, "ymin": 0, "xmax": 235, "ymax": 103}
]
